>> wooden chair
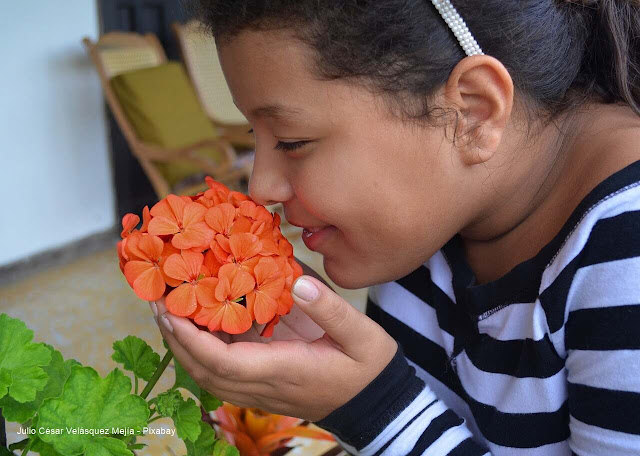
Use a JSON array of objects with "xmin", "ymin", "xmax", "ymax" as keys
[
  {"xmin": 83, "ymin": 32, "xmax": 252, "ymax": 199},
  {"xmin": 172, "ymin": 20, "xmax": 255, "ymax": 150}
]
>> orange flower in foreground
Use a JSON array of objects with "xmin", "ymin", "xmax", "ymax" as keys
[
  {"xmin": 122, "ymin": 233, "xmax": 166, "ymax": 301},
  {"xmin": 192, "ymin": 263, "xmax": 255, "ymax": 334},
  {"xmin": 148, "ymin": 194, "xmax": 214, "ymax": 250},
  {"xmin": 163, "ymin": 250, "xmax": 219, "ymax": 317},
  {"xmin": 213, "ymin": 403, "xmax": 335, "ymax": 456}
]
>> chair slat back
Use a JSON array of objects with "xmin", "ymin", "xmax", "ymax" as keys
[{"xmin": 174, "ymin": 20, "xmax": 247, "ymax": 124}]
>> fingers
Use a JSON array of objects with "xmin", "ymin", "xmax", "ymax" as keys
[{"xmin": 291, "ymin": 276, "xmax": 392, "ymax": 362}]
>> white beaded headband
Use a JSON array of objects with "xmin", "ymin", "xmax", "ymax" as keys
[{"xmin": 431, "ymin": 0, "xmax": 484, "ymax": 56}]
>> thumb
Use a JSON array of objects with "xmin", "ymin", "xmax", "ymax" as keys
[{"xmin": 291, "ymin": 275, "xmax": 383, "ymax": 360}]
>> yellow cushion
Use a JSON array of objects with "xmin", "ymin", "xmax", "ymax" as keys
[{"xmin": 110, "ymin": 62, "xmax": 224, "ymax": 188}]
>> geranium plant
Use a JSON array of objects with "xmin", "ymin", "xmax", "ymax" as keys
[
  {"xmin": 0, "ymin": 312, "xmax": 237, "ymax": 456},
  {"xmin": 1, "ymin": 177, "xmax": 336, "ymax": 456}
]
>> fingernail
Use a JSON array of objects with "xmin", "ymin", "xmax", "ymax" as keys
[
  {"xmin": 150, "ymin": 301, "xmax": 158, "ymax": 318},
  {"xmin": 292, "ymin": 278, "xmax": 319, "ymax": 302},
  {"xmin": 160, "ymin": 315, "xmax": 174, "ymax": 333}
]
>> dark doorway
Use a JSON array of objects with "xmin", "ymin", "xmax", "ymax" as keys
[{"xmin": 99, "ymin": 0, "xmax": 188, "ymax": 218}]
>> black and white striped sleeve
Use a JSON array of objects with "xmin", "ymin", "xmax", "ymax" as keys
[
  {"xmin": 314, "ymin": 344, "xmax": 491, "ymax": 455},
  {"xmin": 565, "ymin": 209, "xmax": 640, "ymax": 456}
]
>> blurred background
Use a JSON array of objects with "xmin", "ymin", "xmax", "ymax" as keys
[{"xmin": 0, "ymin": 1, "xmax": 367, "ymax": 455}]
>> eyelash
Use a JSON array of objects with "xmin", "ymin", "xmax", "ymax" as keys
[{"xmin": 247, "ymin": 128, "xmax": 309, "ymax": 152}]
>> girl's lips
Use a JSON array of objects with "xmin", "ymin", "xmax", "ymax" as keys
[{"xmin": 301, "ymin": 225, "xmax": 337, "ymax": 251}]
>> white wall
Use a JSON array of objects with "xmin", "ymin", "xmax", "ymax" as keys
[{"xmin": 0, "ymin": 1, "xmax": 115, "ymax": 266}]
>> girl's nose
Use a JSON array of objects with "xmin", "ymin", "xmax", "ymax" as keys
[{"xmin": 247, "ymin": 149, "xmax": 292, "ymax": 207}]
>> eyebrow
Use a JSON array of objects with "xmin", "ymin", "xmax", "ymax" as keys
[{"xmin": 233, "ymin": 100, "xmax": 304, "ymax": 121}]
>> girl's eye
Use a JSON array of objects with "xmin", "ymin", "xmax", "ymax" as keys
[
  {"xmin": 246, "ymin": 129, "xmax": 309, "ymax": 152},
  {"xmin": 275, "ymin": 141, "xmax": 309, "ymax": 152}
]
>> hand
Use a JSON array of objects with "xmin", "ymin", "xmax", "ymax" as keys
[{"xmin": 150, "ymin": 275, "xmax": 398, "ymax": 422}]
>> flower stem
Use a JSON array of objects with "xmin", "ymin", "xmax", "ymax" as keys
[
  {"xmin": 140, "ymin": 350, "xmax": 173, "ymax": 400},
  {"xmin": 21, "ymin": 440, "xmax": 32, "ymax": 456},
  {"xmin": 135, "ymin": 375, "xmax": 139, "ymax": 395},
  {"xmin": 148, "ymin": 415, "xmax": 164, "ymax": 424}
]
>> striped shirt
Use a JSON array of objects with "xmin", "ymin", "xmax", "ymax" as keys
[{"xmin": 315, "ymin": 159, "xmax": 640, "ymax": 455}]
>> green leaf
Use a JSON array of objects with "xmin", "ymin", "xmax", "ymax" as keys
[
  {"xmin": 127, "ymin": 443, "xmax": 147, "ymax": 450},
  {"xmin": 112, "ymin": 336, "xmax": 160, "ymax": 382},
  {"xmin": 8, "ymin": 437, "xmax": 29, "ymax": 450},
  {"xmin": 172, "ymin": 358, "xmax": 201, "ymax": 399},
  {"xmin": 30, "ymin": 435, "xmax": 65, "ymax": 456},
  {"xmin": 85, "ymin": 437, "xmax": 133, "ymax": 456},
  {"xmin": 154, "ymin": 389, "xmax": 183, "ymax": 417},
  {"xmin": 37, "ymin": 365, "xmax": 149, "ymax": 456},
  {"xmin": 0, "ymin": 446, "xmax": 13, "ymax": 456},
  {"xmin": 0, "ymin": 314, "xmax": 51, "ymax": 402},
  {"xmin": 199, "ymin": 390, "xmax": 223, "ymax": 413},
  {"xmin": 0, "ymin": 345, "xmax": 72, "ymax": 422},
  {"xmin": 212, "ymin": 438, "xmax": 240, "ymax": 456},
  {"xmin": 185, "ymin": 422, "xmax": 216, "ymax": 456},
  {"xmin": 174, "ymin": 397, "xmax": 202, "ymax": 442}
]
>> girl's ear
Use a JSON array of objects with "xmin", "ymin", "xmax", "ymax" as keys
[{"xmin": 443, "ymin": 55, "xmax": 514, "ymax": 165}]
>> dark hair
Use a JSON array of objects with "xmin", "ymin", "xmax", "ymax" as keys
[{"xmin": 190, "ymin": 0, "xmax": 640, "ymax": 130}]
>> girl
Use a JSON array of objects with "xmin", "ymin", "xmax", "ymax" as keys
[{"xmin": 151, "ymin": 0, "xmax": 640, "ymax": 454}]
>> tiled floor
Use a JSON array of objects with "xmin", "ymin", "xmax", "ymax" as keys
[{"xmin": 0, "ymin": 204, "xmax": 367, "ymax": 455}]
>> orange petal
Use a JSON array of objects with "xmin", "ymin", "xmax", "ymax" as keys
[
  {"xmin": 148, "ymin": 216, "xmax": 179, "ymax": 236},
  {"xmin": 193, "ymin": 303, "xmax": 225, "ymax": 331},
  {"xmin": 205, "ymin": 176, "xmax": 231, "ymax": 194},
  {"xmin": 232, "ymin": 432, "xmax": 260, "ymax": 456},
  {"xmin": 213, "ymin": 241, "xmax": 231, "ymax": 264},
  {"xmin": 204, "ymin": 249, "xmax": 222, "ymax": 277},
  {"xmin": 166, "ymin": 194, "xmax": 187, "ymax": 226},
  {"xmin": 137, "ymin": 234, "xmax": 164, "ymax": 261},
  {"xmin": 172, "ymin": 222, "xmax": 214, "ymax": 250},
  {"xmin": 276, "ymin": 290, "xmax": 294, "ymax": 316},
  {"xmin": 140, "ymin": 206, "xmax": 151, "ymax": 233},
  {"xmin": 254, "ymin": 257, "xmax": 279, "ymax": 284},
  {"xmin": 229, "ymin": 270, "xmax": 256, "ymax": 301},
  {"xmin": 257, "ymin": 427, "xmax": 335, "ymax": 454},
  {"xmin": 215, "ymin": 274, "xmax": 232, "ymax": 302},
  {"xmin": 125, "ymin": 232, "xmax": 150, "ymax": 262},
  {"xmin": 289, "ymin": 257, "xmax": 303, "ymax": 281},
  {"xmin": 149, "ymin": 198, "xmax": 174, "ymax": 220},
  {"xmin": 166, "ymin": 283, "xmax": 198, "ymax": 316},
  {"xmin": 124, "ymin": 260, "xmax": 153, "ymax": 287},
  {"xmin": 132, "ymin": 266, "xmax": 166, "ymax": 301},
  {"xmin": 229, "ymin": 233, "xmax": 262, "ymax": 261},
  {"xmin": 231, "ymin": 215, "xmax": 253, "ymax": 235},
  {"xmin": 244, "ymin": 409, "xmax": 273, "ymax": 441},
  {"xmin": 278, "ymin": 238, "xmax": 293, "ymax": 257},
  {"xmin": 121, "ymin": 213, "xmax": 140, "ymax": 238},
  {"xmin": 205, "ymin": 203, "xmax": 236, "ymax": 234},
  {"xmin": 117, "ymin": 241, "xmax": 126, "ymax": 272},
  {"xmin": 215, "ymin": 234, "xmax": 231, "ymax": 253},
  {"xmin": 162, "ymin": 253, "xmax": 191, "ymax": 282},
  {"xmin": 260, "ymin": 315, "xmax": 279, "ymax": 338},
  {"xmin": 251, "ymin": 291, "xmax": 278, "ymax": 325},
  {"xmin": 159, "ymin": 243, "xmax": 183, "ymax": 287},
  {"xmin": 228, "ymin": 191, "xmax": 250, "ymax": 207},
  {"xmin": 182, "ymin": 201, "xmax": 207, "ymax": 227},
  {"xmin": 221, "ymin": 301, "xmax": 253, "ymax": 334},
  {"xmin": 194, "ymin": 277, "xmax": 220, "ymax": 307},
  {"xmin": 184, "ymin": 250, "xmax": 204, "ymax": 278}
]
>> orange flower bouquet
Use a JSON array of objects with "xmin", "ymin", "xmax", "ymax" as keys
[{"xmin": 117, "ymin": 176, "xmax": 303, "ymax": 337}]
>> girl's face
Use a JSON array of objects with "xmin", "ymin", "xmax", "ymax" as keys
[{"xmin": 218, "ymin": 30, "xmax": 469, "ymax": 289}]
